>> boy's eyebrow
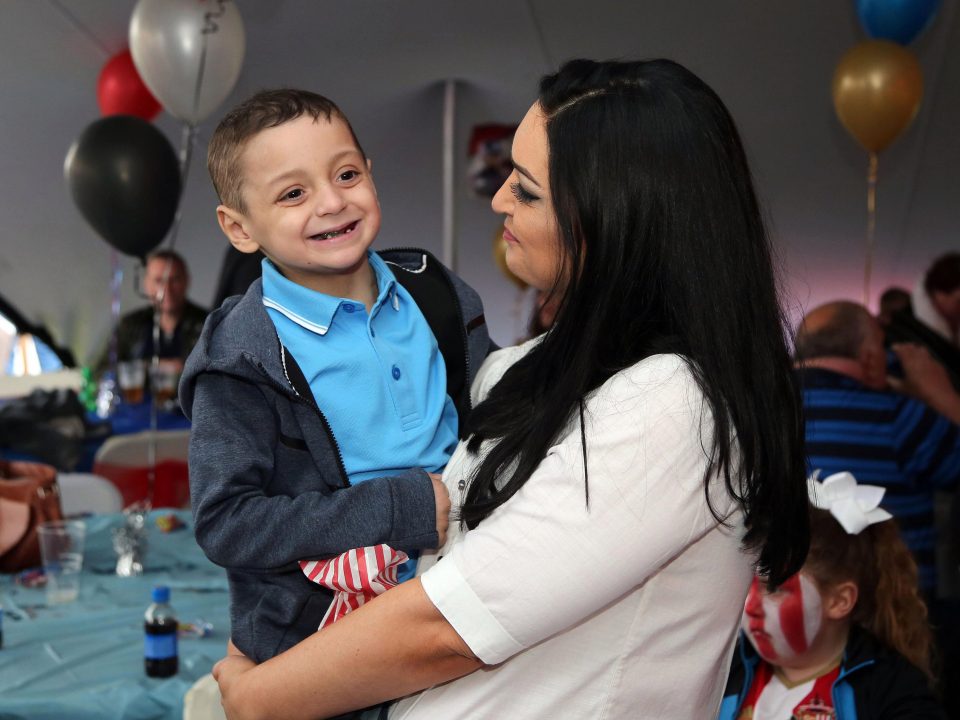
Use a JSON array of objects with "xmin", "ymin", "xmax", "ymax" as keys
[
  {"xmin": 512, "ymin": 158, "xmax": 541, "ymax": 188},
  {"xmin": 264, "ymin": 148, "xmax": 365, "ymax": 187}
]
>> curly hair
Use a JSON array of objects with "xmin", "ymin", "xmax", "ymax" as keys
[{"xmin": 804, "ymin": 508, "xmax": 934, "ymax": 680}]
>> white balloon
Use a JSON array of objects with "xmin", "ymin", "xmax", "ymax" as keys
[{"xmin": 129, "ymin": 0, "xmax": 245, "ymax": 126}]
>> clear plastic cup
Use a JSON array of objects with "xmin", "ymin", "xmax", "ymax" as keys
[
  {"xmin": 117, "ymin": 360, "xmax": 147, "ymax": 404},
  {"xmin": 37, "ymin": 520, "xmax": 86, "ymax": 604}
]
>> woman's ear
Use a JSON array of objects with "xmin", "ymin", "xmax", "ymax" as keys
[
  {"xmin": 217, "ymin": 206, "xmax": 260, "ymax": 254},
  {"xmin": 824, "ymin": 581, "xmax": 858, "ymax": 621}
]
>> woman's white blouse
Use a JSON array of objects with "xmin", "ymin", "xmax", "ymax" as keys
[{"xmin": 391, "ymin": 341, "xmax": 754, "ymax": 719}]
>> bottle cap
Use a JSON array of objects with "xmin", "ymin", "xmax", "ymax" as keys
[{"xmin": 151, "ymin": 586, "xmax": 170, "ymax": 603}]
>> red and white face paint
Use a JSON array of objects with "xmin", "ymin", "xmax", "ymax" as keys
[{"xmin": 742, "ymin": 572, "xmax": 823, "ymax": 664}]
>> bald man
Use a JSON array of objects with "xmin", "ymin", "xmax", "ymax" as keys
[{"xmin": 795, "ymin": 301, "xmax": 960, "ymax": 597}]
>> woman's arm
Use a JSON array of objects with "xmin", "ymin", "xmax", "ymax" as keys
[{"xmin": 213, "ymin": 578, "xmax": 483, "ymax": 720}]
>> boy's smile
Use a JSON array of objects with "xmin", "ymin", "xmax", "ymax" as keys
[{"xmin": 217, "ymin": 114, "xmax": 381, "ymax": 300}]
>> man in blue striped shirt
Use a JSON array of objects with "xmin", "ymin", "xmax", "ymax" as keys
[{"xmin": 795, "ymin": 301, "xmax": 960, "ymax": 597}]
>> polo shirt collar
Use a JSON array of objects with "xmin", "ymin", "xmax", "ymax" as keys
[{"xmin": 260, "ymin": 253, "xmax": 399, "ymax": 337}]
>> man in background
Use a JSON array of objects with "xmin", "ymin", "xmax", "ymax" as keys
[
  {"xmin": 885, "ymin": 253, "xmax": 960, "ymax": 389},
  {"xmin": 795, "ymin": 301, "xmax": 960, "ymax": 597},
  {"xmin": 97, "ymin": 249, "xmax": 206, "ymax": 374}
]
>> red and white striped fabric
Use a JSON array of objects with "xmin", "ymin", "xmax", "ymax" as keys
[{"xmin": 299, "ymin": 544, "xmax": 408, "ymax": 630}]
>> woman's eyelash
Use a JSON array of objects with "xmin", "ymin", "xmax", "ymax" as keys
[{"xmin": 510, "ymin": 182, "xmax": 538, "ymax": 204}]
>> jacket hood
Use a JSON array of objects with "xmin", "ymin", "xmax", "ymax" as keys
[{"xmin": 179, "ymin": 278, "xmax": 291, "ymax": 420}]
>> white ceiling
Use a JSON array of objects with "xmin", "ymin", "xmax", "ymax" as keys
[{"xmin": 1, "ymin": 0, "xmax": 958, "ymax": 360}]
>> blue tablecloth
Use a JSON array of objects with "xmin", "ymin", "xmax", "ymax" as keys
[
  {"xmin": 0, "ymin": 510, "xmax": 229, "ymax": 720},
  {"xmin": 94, "ymin": 402, "xmax": 191, "ymax": 438}
]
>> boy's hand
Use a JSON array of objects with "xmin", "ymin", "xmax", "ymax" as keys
[{"xmin": 430, "ymin": 473, "xmax": 451, "ymax": 547}]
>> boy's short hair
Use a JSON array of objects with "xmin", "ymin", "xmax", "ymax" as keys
[{"xmin": 208, "ymin": 88, "xmax": 365, "ymax": 213}]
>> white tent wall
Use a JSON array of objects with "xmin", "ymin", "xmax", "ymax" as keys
[{"xmin": 1, "ymin": 0, "xmax": 958, "ymax": 365}]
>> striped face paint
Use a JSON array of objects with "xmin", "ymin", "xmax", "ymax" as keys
[{"xmin": 741, "ymin": 572, "xmax": 823, "ymax": 664}]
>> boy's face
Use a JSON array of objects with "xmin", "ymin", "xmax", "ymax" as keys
[{"xmin": 218, "ymin": 114, "xmax": 380, "ymax": 293}]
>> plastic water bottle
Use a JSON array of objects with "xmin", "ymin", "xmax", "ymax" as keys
[{"xmin": 144, "ymin": 586, "xmax": 178, "ymax": 677}]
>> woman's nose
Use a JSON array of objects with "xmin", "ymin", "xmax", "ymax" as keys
[{"xmin": 491, "ymin": 175, "xmax": 513, "ymax": 215}]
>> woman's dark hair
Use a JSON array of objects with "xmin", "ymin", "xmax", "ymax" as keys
[{"xmin": 461, "ymin": 58, "xmax": 809, "ymax": 587}]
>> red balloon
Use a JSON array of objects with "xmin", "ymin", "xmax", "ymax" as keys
[{"xmin": 97, "ymin": 49, "xmax": 161, "ymax": 120}]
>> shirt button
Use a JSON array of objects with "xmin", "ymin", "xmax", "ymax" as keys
[
  {"xmin": 391, "ymin": 365, "xmax": 401, "ymax": 380},
  {"xmin": 342, "ymin": 303, "xmax": 355, "ymax": 313},
  {"xmin": 458, "ymin": 479, "xmax": 466, "ymax": 491}
]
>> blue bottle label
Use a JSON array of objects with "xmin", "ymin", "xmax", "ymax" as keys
[{"xmin": 145, "ymin": 632, "xmax": 177, "ymax": 660}]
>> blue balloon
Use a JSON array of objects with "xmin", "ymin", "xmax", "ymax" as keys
[{"xmin": 857, "ymin": 0, "xmax": 941, "ymax": 45}]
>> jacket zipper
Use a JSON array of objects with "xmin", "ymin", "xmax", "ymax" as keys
[
  {"xmin": 383, "ymin": 247, "xmax": 473, "ymax": 415},
  {"xmin": 256, "ymin": 352, "xmax": 351, "ymax": 489}
]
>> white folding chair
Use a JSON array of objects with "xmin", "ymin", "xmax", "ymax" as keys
[
  {"xmin": 92, "ymin": 429, "xmax": 191, "ymax": 509},
  {"xmin": 57, "ymin": 472, "xmax": 123, "ymax": 515}
]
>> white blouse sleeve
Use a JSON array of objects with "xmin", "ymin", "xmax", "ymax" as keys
[{"xmin": 420, "ymin": 355, "xmax": 738, "ymax": 665}]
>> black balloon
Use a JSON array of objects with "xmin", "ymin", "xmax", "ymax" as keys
[{"xmin": 64, "ymin": 115, "xmax": 181, "ymax": 259}]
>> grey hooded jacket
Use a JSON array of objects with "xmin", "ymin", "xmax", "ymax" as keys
[{"xmin": 180, "ymin": 248, "xmax": 493, "ymax": 662}]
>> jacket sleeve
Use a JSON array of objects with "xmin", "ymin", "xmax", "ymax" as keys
[{"xmin": 188, "ymin": 371, "xmax": 439, "ymax": 573}]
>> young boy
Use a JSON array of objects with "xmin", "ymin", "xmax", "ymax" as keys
[{"xmin": 179, "ymin": 89, "xmax": 492, "ymax": 664}]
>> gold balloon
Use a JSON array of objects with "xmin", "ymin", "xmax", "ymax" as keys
[
  {"xmin": 832, "ymin": 40, "xmax": 923, "ymax": 154},
  {"xmin": 492, "ymin": 226, "xmax": 527, "ymax": 290}
]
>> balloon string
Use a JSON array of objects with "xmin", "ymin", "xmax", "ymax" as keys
[
  {"xmin": 142, "ymin": 120, "xmax": 196, "ymax": 508},
  {"xmin": 193, "ymin": 0, "xmax": 229, "ymax": 125},
  {"xmin": 864, "ymin": 152, "xmax": 878, "ymax": 307},
  {"xmin": 146, "ymin": 0, "xmax": 228, "ymax": 506},
  {"xmin": 108, "ymin": 250, "xmax": 123, "ymax": 375}
]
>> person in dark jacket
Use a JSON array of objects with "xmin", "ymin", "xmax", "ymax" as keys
[
  {"xmin": 180, "ymin": 88, "xmax": 492, "ymax": 667},
  {"xmin": 96, "ymin": 249, "xmax": 207, "ymax": 375},
  {"xmin": 718, "ymin": 473, "xmax": 945, "ymax": 720}
]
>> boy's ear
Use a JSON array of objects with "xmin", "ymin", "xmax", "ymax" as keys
[
  {"xmin": 824, "ymin": 581, "xmax": 858, "ymax": 621},
  {"xmin": 217, "ymin": 205, "xmax": 261, "ymax": 254},
  {"xmin": 366, "ymin": 157, "xmax": 373, "ymax": 172}
]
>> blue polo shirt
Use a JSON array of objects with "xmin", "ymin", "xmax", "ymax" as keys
[{"xmin": 261, "ymin": 253, "xmax": 458, "ymax": 579}]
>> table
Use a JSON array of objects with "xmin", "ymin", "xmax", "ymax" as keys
[
  {"xmin": 95, "ymin": 401, "xmax": 191, "ymax": 438},
  {"xmin": 0, "ymin": 510, "xmax": 229, "ymax": 720}
]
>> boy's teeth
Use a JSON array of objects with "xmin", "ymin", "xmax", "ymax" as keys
[{"xmin": 316, "ymin": 224, "xmax": 354, "ymax": 240}]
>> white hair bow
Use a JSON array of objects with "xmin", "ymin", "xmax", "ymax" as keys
[{"xmin": 807, "ymin": 470, "xmax": 893, "ymax": 535}]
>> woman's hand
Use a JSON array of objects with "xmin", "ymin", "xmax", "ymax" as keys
[{"xmin": 213, "ymin": 642, "xmax": 256, "ymax": 720}]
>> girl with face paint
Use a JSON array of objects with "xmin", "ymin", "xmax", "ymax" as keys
[{"xmin": 718, "ymin": 496, "xmax": 944, "ymax": 720}]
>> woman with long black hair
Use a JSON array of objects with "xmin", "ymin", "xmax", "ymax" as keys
[{"xmin": 213, "ymin": 57, "xmax": 810, "ymax": 720}]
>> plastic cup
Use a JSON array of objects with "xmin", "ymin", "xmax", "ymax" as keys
[
  {"xmin": 118, "ymin": 360, "xmax": 147, "ymax": 404},
  {"xmin": 37, "ymin": 520, "xmax": 86, "ymax": 604},
  {"xmin": 150, "ymin": 362, "xmax": 180, "ymax": 409}
]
